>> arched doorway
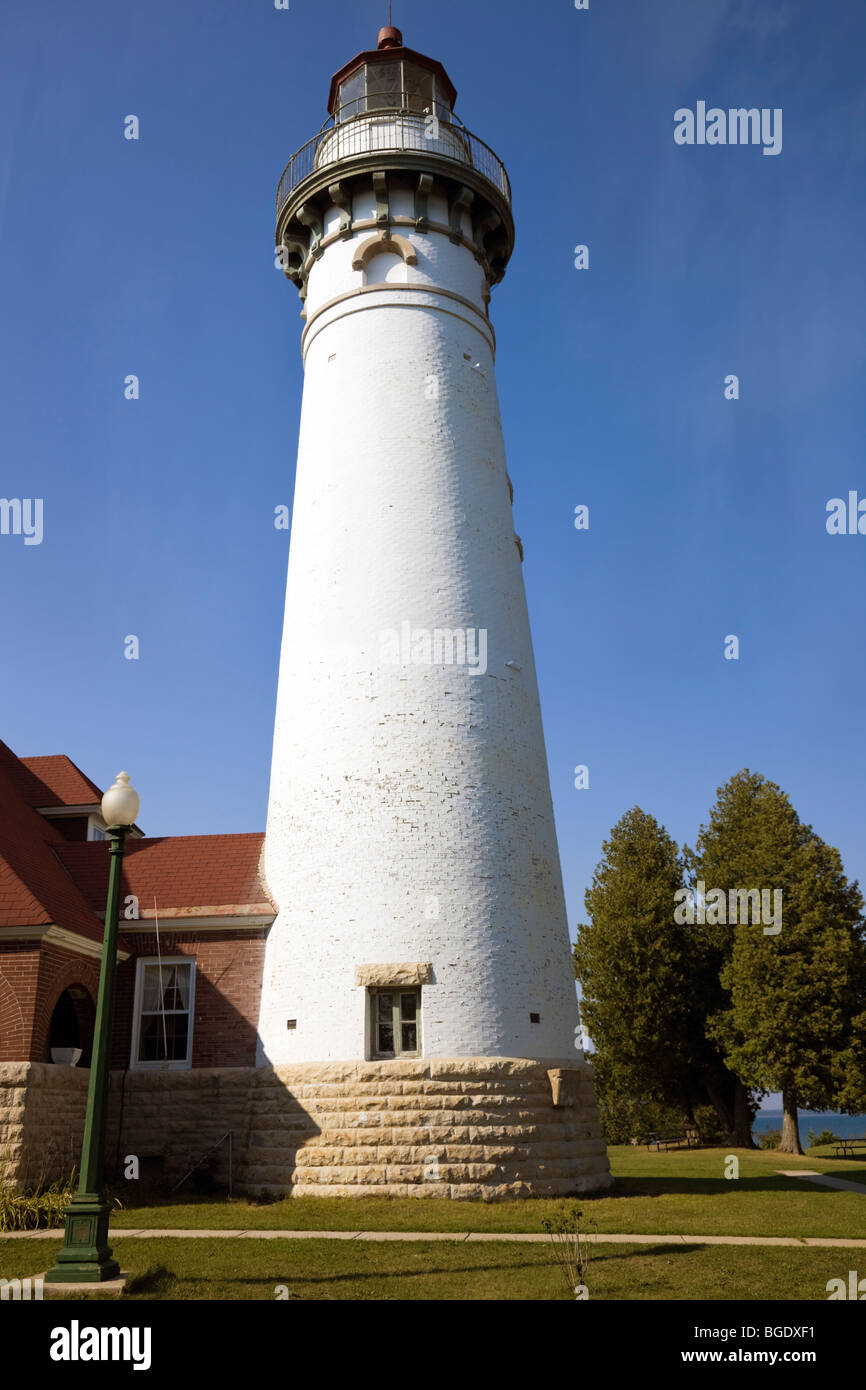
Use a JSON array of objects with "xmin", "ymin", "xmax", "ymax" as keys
[{"xmin": 46, "ymin": 985, "xmax": 95, "ymax": 1067}]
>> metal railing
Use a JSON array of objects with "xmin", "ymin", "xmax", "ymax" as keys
[
  {"xmin": 171, "ymin": 1130, "xmax": 233, "ymax": 1197},
  {"xmin": 276, "ymin": 102, "xmax": 511, "ymax": 221}
]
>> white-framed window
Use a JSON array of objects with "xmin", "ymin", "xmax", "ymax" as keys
[
  {"xmin": 130, "ymin": 957, "xmax": 196, "ymax": 1070},
  {"xmin": 87, "ymin": 818, "xmax": 107, "ymax": 841}
]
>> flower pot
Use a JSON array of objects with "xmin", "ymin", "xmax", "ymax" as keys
[{"xmin": 50, "ymin": 1048, "xmax": 82, "ymax": 1066}]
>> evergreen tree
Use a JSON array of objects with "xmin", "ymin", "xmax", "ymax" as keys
[
  {"xmin": 575, "ymin": 807, "xmax": 747, "ymax": 1137},
  {"xmin": 690, "ymin": 770, "xmax": 866, "ymax": 1155}
]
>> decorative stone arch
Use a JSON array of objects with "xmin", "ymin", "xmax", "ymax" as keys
[
  {"xmin": 36, "ymin": 964, "xmax": 98, "ymax": 1067},
  {"xmin": 351, "ymin": 231, "xmax": 418, "ymax": 275},
  {"xmin": 0, "ymin": 970, "xmax": 26, "ymax": 1062}
]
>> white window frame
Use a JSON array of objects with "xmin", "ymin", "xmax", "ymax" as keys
[{"xmin": 130, "ymin": 956, "xmax": 196, "ymax": 1070}]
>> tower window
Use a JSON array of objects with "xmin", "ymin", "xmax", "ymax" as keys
[
  {"xmin": 370, "ymin": 988, "xmax": 421, "ymax": 1058},
  {"xmin": 530, "ymin": 1012, "xmax": 540, "ymax": 1024}
]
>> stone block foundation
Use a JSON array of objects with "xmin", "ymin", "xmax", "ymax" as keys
[{"xmin": 0, "ymin": 1058, "xmax": 611, "ymax": 1200}]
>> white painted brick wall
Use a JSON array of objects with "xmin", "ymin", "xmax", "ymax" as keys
[{"xmin": 258, "ymin": 201, "xmax": 579, "ymax": 1065}]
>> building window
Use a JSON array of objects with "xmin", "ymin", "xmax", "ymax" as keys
[
  {"xmin": 131, "ymin": 958, "xmax": 195, "ymax": 1069},
  {"xmin": 87, "ymin": 820, "xmax": 107, "ymax": 841},
  {"xmin": 370, "ymin": 988, "xmax": 421, "ymax": 1058}
]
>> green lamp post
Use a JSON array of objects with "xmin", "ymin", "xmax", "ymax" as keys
[{"xmin": 45, "ymin": 770, "xmax": 140, "ymax": 1285}]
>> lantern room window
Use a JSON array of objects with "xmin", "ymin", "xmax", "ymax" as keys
[
  {"xmin": 404, "ymin": 64, "xmax": 434, "ymax": 115},
  {"xmin": 367, "ymin": 60, "xmax": 401, "ymax": 110},
  {"xmin": 337, "ymin": 68, "xmax": 366, "ymax": 119}
]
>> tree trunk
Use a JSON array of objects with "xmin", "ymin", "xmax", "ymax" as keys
[
  {"xmin": 779, "ymin": 1089, "xmax": 804, "ymax": 1155},
  {"xmin": 705, "ymin": 1082, "xmax": 734, "ymax": 1142},
  {"xmin": 680, "ymin": 1097, "xmax": 697, "ymax": 1129},
  {"xmin": 730, "ymin": 1080, "xmax": 757, "ymax": 1149}
]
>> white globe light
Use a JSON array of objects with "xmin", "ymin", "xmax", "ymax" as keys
[{"xmin": 101, "ymin": 771, "xmax": 140, "ymax": 827}]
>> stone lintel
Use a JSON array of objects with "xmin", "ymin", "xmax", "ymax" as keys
[{"xmin": 354, "ymin": 963, "xmax": 434, "ymax": 988}]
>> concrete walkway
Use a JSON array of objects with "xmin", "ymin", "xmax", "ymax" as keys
[
  {"xmin": 777, "ymin": 1169, "xmax": 866, "ymax": 1196},
  {"xmin": 4, "ymin": 1228, "xmax": 866, "ymax": 1248}
]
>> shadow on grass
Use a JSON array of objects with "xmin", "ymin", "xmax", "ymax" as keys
[
  {"xmin": 594, "ymin": 1243, "xmax": 699, "ymax": 1261},
  {"xmin": 125, "ymin": 1265, "xmax": 176, "ymax": 1297},
  {"xmin": 119, "ymin": 1256, "xmax": 598, "ymax": 1299},
  {"xmin": 590, "ymin": 1173, "xmax": 865, "ymax": 1199},
  {"xmin": 810, "ymin": 1165, "xmax": 866, "ymax": 1184}
]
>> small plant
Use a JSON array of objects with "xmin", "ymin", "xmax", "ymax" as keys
[
  {"xmin": 808, "ymin": 1129, "xmax": 841, "ymax": 1149},
  {"xmin": 759, "ymin": 1129, "xmax": 782, "ymax": 1150},
  {"xmin": 542, "ymin": 1205, "xmax": 595, "ymax": 1298},
  {"xmin": 0, "ymin": 1148, "xmax": 122, "ymax": 1232},
  {"xmin": 0, "ymin": 1166, "xmax": 77, "ymax": 1232}
]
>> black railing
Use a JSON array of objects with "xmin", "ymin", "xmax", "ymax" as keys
[{"xmin": 276, "ymin": 102, "xmax": 511, "ymax": 222}]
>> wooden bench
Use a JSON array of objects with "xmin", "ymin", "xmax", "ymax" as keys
[{"xmin": 645, "ymin": 1128, "xmax": 702, "ymax": 1152}]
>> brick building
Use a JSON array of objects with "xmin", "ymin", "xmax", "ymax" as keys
[
  {"xmin": 0, "ymin": 738, "xmax": 273, "ymax": 1075},
  {"xmin": 0, "ymin": 737, "xmax": 282, "ymax": 1193}
]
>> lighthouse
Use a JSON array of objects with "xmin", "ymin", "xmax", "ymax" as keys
[{"xmin": 254, "ymin": 25, "xmax": 610, "ymax": 1198}]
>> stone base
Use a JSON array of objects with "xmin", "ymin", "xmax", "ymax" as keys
[
  {"xmin": 34, "ymin": 1271, "xmax": 129, "ymax": 1298},
  {"xmin": 243, "ymin": 1057, "xmax": 612, "ymax": 1200},
  {"xmin": 0, "ymin": 1057, "xmax": 612, "ymax": 1201}
]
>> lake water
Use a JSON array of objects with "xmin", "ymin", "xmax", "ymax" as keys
[{"xmin": 753, "ymin": 1112, "xmax": 866, "ymax": 1141}]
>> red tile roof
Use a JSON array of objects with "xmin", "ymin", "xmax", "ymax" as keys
[
  {"xmin": 56, "ymin": 835, "xmax": 274, "ymax": 919},
  {"xmin": 0, "ymin": 741, "xmax": 104, "ymax": 939},
  {"xmin": 0, "ymin": 740, "xmax": 273, "ymax": 938},
  {"xmin": 14, "ymin": 754, "xmax": 103, "ymax": 808}
]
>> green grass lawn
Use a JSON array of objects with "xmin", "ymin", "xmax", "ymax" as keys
[
  {"xmin": 0, "ymin": 1235, "xmax": 856, "ymax": 1301},
  {"xmin": 102, "ymin": 1145, "xmax": 866, "ymax": 1240},
  {"xmin": 3, "ymin": 1146, "xmax": 862, "ymax": 1300}
]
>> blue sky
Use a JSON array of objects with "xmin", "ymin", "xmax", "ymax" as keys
[{"xmin": 2, "ymin": 0, "xmax": 864, "ymax": 955}]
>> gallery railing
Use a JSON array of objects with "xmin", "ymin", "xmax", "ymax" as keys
[{"xmin": 276, "ymin": 100, "xmax": 511, "ymax": 222}]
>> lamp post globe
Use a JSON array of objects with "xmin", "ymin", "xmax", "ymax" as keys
[{"xmin": 101, "ymin": 771, "xmax": 140, "ymax": 828}]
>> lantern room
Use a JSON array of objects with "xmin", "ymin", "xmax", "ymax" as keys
[{"xmin": 328, "ymin": 26, "xmax": 458, "ymax": 124}]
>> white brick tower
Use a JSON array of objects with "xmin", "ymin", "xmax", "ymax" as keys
[{"xmin": 253, "ymin": 26, "xmax": 610, "ymax": 1198}]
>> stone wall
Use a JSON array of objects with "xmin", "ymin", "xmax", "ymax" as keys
[
  {"xmin": 0, "ymin": 1063, "xmax": 249, "ymax": 1191},
  {"xmin": 244, "ymin": 1057, "xmax": 611, "ymax": 1199},
  {"xmin": 0, "ymin": 1058, "xmax": 611, "ymax": 1200},
  {"xmin": 0, "ymin": 1062, "xmax": 87, "ymax": 1186}
]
